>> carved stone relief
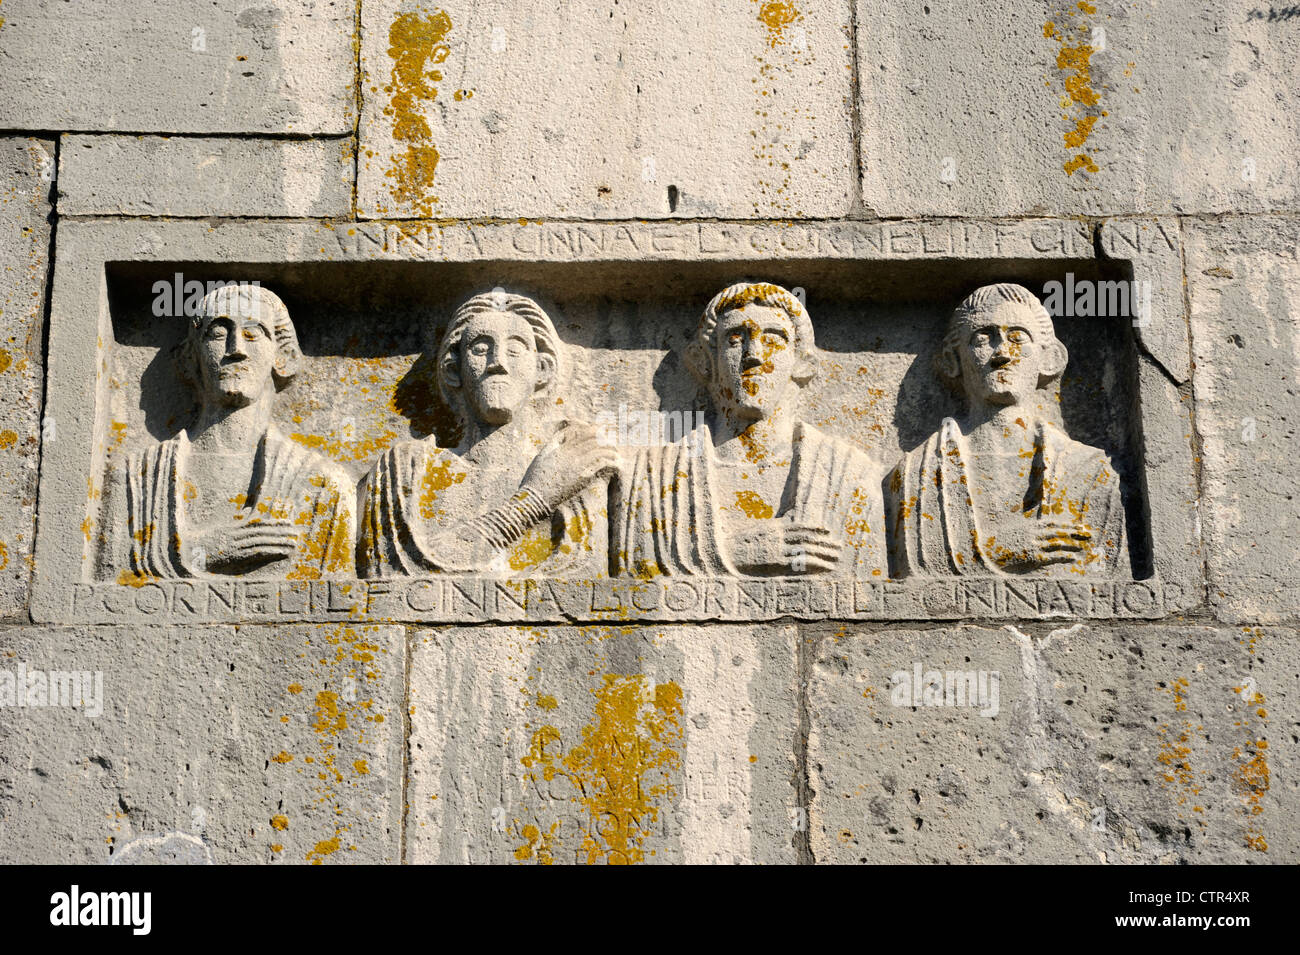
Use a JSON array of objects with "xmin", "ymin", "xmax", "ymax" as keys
[
  {"xmin": 359, "ymin": 291, "xmax": 615, "ymax": 578},
  {"xmin": 886, "ymin": 283, "xmax": 1127, "ymax": 578},
  {"xmin": 116, "ymin": 285, "xmax": 355, "ymax": 581},
  {"xmin": 613, "ymin": 282, "xmax": 886, "ymax": 579},
  {"xmin": 34, "ymin": 218, "xmax": 1187, "ymax": 623}
]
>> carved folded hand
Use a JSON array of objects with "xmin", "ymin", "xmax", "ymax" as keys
[
  {"xmin": 988, "ymin": 517, "xmax": 1093, "ymax": 571},
  {"xmin": 520, "ymin": 421, "xmax": 621, "ymax": 510},
  {"xmin": 189, "ymin": 518, "xmax": 298, "ymax": 573},
  {"xmin": 728, "ymin": 518, "xmax": 844, "ymax": 575}
]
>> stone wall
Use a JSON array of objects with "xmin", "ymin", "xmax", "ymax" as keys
[{"xmin": 0, "ymin": 0, "xmax": 1294, "ymax": 864}]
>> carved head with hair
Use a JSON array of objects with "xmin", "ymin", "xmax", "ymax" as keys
[
  {"xmin": 179, "ymin": 284, "xmax": 302, "ymax": 407},
  {"xmin": 436, "ymin": 290, "xmax": 562, "ymax": 430},
  {"xmin": 938, "ymin": 282, "xmax": 1067, "ymax": 408},
  {"xmin": 685, "ymin": 281, "xmax": 818, "ymax": 422}
]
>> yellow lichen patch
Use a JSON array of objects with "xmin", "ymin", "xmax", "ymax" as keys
[
  {"xmin": 756, "ymin": 0, "xmax": 800, "ymax": 46},
  {"xmin": 306, "ymin": 836, "xmax": 341, "ymax": 865},
  {"xmin": 353, "ymin": 760, "xmax": 370, "ymax": 775},
  {"xmin": 0, "ymin": 429, "xmax": 17, "ymax": 450},
  {"xmin": 514, "ymin": 821, "xmax": 561, "ymax": 864},
  {"xmin": 515, "ymin": 674, "xmax": 684, "ymax": 865},
  {"xmin": 0, "ymin": 349, "xmax": 10, "ymax": 375},
  {"xmin": 1044, "ymin": 3, "xmax": 1106, "ymax": 175},
  {"xmin": 287, "ymin": 682, "xmax": 304, "ymax": 695},
  {"xmin": 116, "ymin": 569, "xmax": 156, "ymax": 588},
  {"xmin": 417, "ymin": 455, "xmax": 467, "ymax": 520},
  {"xmin": 384, "ymin": 9, "xmax": 454, "ymax": 216},
  {"xmin": 271, "ymin": 751, "xmax": 294, "ymax": 764},
  {"xmin": 733, "ymin": 489, "xmax": 775, "ymax": 520},
  {"xmin": 270, "ymin": 814, "xmax": 289, "ymax": 831},
  {"xmin": 536, "ymin": 693, "xmax": 558, "ymax": 711},
  {"xmin": 312, "ymin": 690, "xmax": 348, "ymax": 735}
]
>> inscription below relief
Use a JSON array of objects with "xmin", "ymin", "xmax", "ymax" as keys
[{"xmin": 70, "ymin": 576, "xmax": 1184, "ymax": 623}]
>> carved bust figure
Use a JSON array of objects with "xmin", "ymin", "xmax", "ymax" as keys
[
  {"xmin": 614, "ymin": 282, "xmax": 886, "ymax": 577},
  {"xmin": 123, "ymin": 285, "xmax": 355, "ymax": 579},
  {"xmin": 887, "ymin": 282, "xmax": 1127, "ymax": 577},
  {"xmin": 358, "ymin": 291, "xmax": 617, "ymax": 577}
]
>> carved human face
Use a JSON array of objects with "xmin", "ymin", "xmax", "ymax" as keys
[
  {"xmin": 459, "ymin": 310, "xmax": 542, "ymax": 426},
  {"xmin": 195, "ymin": 308, "xmax": 277, "ymax": 407},
  {"xmin": 710, "ymin": 304, "xmax": 799, "ymax": 422},
  {"xmin": 954, "ymin": 303, "xmax": 1048, "ymax": 407}
]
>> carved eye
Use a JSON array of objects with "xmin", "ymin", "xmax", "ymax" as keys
[
  {"xmin": 727, "ymin": 331, "xmax": 743, "ymax": 346},
  {"xmin": 204, "ymin": 324, "xmax": 226, "ymax": 341},
  {"xmin": 468, "ymin": 341, "xmax": 491, "ymax": 358},
  {"xmin": 506, "ymin": 341, "xmax": 527, "ymax": 359},
  {"xmin": 762, "ymin": 332, "xmax": 787, "ymax": 347},
  {"xmin": 241, "ymin": 327, "xmax": 261, "ymax": 342},
  {"xmin": 971, "ymin": 331, "xmax": 991, "ymax": 347},
  {"xmin": 1007, "ymin": 329, "xmax": 1031, "ymax": 344}
]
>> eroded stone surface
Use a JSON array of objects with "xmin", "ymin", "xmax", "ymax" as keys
[
  {"xmin": 0, "ymin": 137, "xmax": 52, "ymax": 621},
  {"xmin": 809, "ymin": 624, "xmax": 1292, "ymax": 863},
  {"xmin": 58, "ymin": 136, "xmax": 354, "ymax": 218},
  {"xmin": 1186, "ymin": 217, "xmax": 1300, "ymax": 624},
  {"xmin": 859, "ymin": 1, "xmax": 1300, "ymax": 217},
  {"xmin": 0, "ymin": 624, "xmax": 404, "ymax": 864},
  {"xmin": 407, "ymin": 624, "xmax": 799, "ymax": 864},
  {"xmin": 358, "ymin": 0, "xmax": 854, "ymax": 218},
  {"xmin": 0, "ymin": 0, "xmax": 356, "ymax": 134}
]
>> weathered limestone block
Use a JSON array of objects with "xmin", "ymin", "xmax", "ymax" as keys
[
  {"xmin": 1186, "ymin": 217, "xmax": 1300, "ymax": 624},
  {"xmin": 808, "ymin": 624, "xmax": 1292, "ymax": 863},
  {"xmin": 0, "ymin": 624, "xmax": 404, "ymax": 864},
  {"xmin": 859, "ymin": 1, "xmax": 1300, "ymax": 216},
  {"xmin": 408, "ymin": 624, "xmax": 799, "ymax": 864},
  {"xmin": 58, "ymin": 136, "xmax": 354, "ymax": 218},
  {"xmin": 0, "ymin": 137, "xmax": 52, "ymax": 620},
  {"xmin": 358, "ymin": 0, "xmax": 854, "ymax": 218},
  {"xmin": 0, "ymin": 0, "xmax": 356, "ymax": 134}
]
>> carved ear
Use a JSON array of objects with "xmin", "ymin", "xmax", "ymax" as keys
[
  {"xmin": 792, "ymin": 350, "xmax": 818, "ymax": 387},
  {"xmin": 1040, "ymin": 339, "xmax": 1068, "ymax": 380},
  {"xmin": 534, "ymin": 352, "xmax": 556, "ymax": 394},
  {"xmin": 440, "ymin": 353, "xmax": 462, "ymax": 392},
  {"xmin": 273, "ymin": 341, "xmax": 303, "ymax": 387},
  {"xmin": 937, "ymin": 343, "xmax": 961, "ymax": 382},
  {"xmin": 683, "ymin": 340, "xmax": 712, "ymax": 386}
]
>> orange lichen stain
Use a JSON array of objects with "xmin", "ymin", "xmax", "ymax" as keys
[
  {"xmin": 0, "ymin": 349, "xmax": 10, "ymax": 375},
  {"xmin": 1232, "ymin": 667, "xmax": 1269, "ymax": 851},
  {"xmin": 1045, "ymin": 3, "xmax": 1105, "ymax": 175},
  {"xmin": 312, "ymin": 690, "xmax": 348, "ymax": 735},
  {"xmin": 116, "ymin": 569, "xmax": 156, "ymax": 588},
  {"xmin": 733, "ymin": 489, "xmax": 775, "ymax": 520},
  {"xmin": 383, "ymin": 9, "xmax": 454, "ymax": 216},
  {"xmin": 271, "ymin": 844, "xmax": 283, "ymax": 853},
  {"xmin": 271, "ymin": 751, "xmax": 293, "ymax": 764},
  {"xmin": 307, "ymin": 836, "xmax": 341, "ymax": 865},
  {"xmin": 514, "ymin": 821, "xmax": 561, "ymax": 864},
  {"xmin": 287, "ymin": 682, "xmax": 304, "ymax": 695},
  {"xmin": 516, "ymin": 674, "xmax": 684, "ymax": 865},
  {"xmin": 417, "ymin": 455, "xmax": 467, "ymax": 520},
  {"xmin": 756, "ymin": 1, "xmax": 800, "ymax": 46},
  {"xmin": 271, "ymin": 814, "xmax": 289, "ymax": 831},
  {"xmin": 748, "ymin": 754, "xmax": 759, "ymax": 763}
]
